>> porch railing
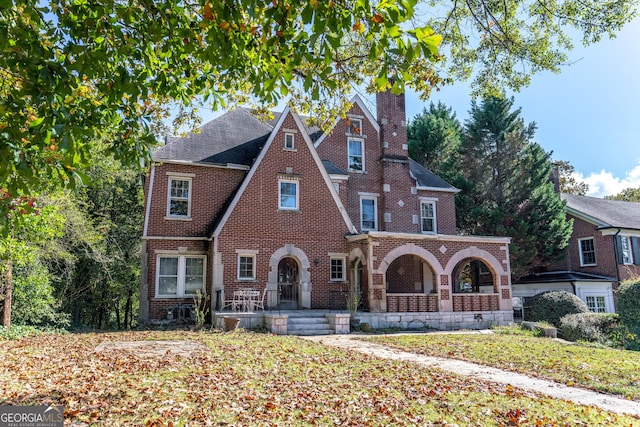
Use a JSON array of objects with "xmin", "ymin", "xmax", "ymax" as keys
[
  {"xmin": 452, "ymin": 293, "xmax": 499, "ymax": 311},
  {"xmin": 386, "ymin": 293, "xmax": 438, "ymax": 312}
]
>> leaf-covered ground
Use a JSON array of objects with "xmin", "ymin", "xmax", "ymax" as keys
[
  {"xmin": 0, "ymin": 330, "xmax": 637, "ymax": 426},
  {"xmin": 364, "ymin": 332, "xmax": 640, "ymax": 400}
]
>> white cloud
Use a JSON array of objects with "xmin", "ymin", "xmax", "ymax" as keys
[{"xmin": 575, "ymin": 163, "xmax": 640, "ymax": 198}]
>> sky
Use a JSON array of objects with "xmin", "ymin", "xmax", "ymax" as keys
[{"xmin": 400, "ymin": 17, "xmax": 640, "ymax": 198}]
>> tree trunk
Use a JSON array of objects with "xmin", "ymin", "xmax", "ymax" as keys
[
  {"xmin": 124, "ymin": 290, "xmax": 132, "ymax": 329},
  {"xmin": 115, "ymin": 299, "xmax": 121, "ymax": 330},
  {"xmin": 2, "ymin": 260, "xmax": 12, "ymax": 333}
]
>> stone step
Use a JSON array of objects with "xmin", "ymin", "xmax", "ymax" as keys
[
  {"xmin": 291, "ymin": 328, "xmax": 335, "ymax": 336},
  {"xmin": 287, "ymin": 316, "xmax": 334, "ymax": 336}
]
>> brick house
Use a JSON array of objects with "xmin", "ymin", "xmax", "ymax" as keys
[
  {"xmin": 514, "ymin": 193, "xmax": 640, "ymax": 314},
  {"xmin": 139, "ymin": 91, "xmax": 514, "ymax": 332}
]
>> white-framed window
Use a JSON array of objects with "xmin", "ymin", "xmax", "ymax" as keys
[
  {"xmin": 330, "ymin": 257, "xmax": 346, "ymax": 281},
  {"xmin": 157, "ymin": 255, "xmax": 205, "ymax": 297},
  {"xmin": 579, "ymin": 237, "xmax": 596, "ymax": 266},
  {"xmin": 333, "ymin": 182, "xmax": 340, "ymax": 194},
  {"xmin": 348, "ymin": 117, "xmax": 362, "ymax": 135},
  {"xmin": 279, "ymin": 179, "xmax": 299, "ymax": 210},
  {"xmin": 238, "ymin": 254, "xmax": 256, "ymax": 280},
  {"xmin": 284, "ymin": 133, "xmax": 295, "ymax": 150},
  {"xmin": 348, "ymin": 138, "xmax": 364, "ymax": 171},
  {"xmin": 621, "ymin": 236, "xmax": 634, "ymax": 265},
  {"xmin": 167, "ymin": 177, "xmax": 191, "ymax": 218},
  {"xmin": 585, "ymin": 295, "xmax": 607, "ymax": 313},
  {"xmin": 420, "ymin": 200, "xmax": 436, "ymax": 233},
  {"xmin": 360, "ymin": 197, "xmax": 377, "ymax": 231}
]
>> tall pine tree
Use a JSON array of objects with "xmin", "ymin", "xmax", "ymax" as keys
[{"xmin": 458, "ymin": 96, "xmax": 572, "ymax": 279}]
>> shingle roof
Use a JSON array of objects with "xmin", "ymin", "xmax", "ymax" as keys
[
  {"xmin": 515, "ymin": 270, "xmax": 615, "ymax": 284},
  {"xmin": 561, "ymin": 193, "xmax": 640, "ymax": 231},
  {"xmin": 408, "ymin": 159, "xmax": 459, "ymax": 192},
  {"xmin": 154, "ymin": 108, "xmax": 273, "ymax": 165},
  {"xmin": 321, "ymin": 160, "xmax": 347, "ymax": 175}
]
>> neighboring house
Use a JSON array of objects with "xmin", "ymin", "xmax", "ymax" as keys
[
  {"xmin": 139, "ymin": 90, "xmax": 514, "ymax": 332},
  {"xmin": 514, "ymin": 193, "xmax": 640, "ymax": 314}
]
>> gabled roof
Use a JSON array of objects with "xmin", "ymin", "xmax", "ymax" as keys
[
  {"xmin": 322, "ymin": 160, "xmax": 348, "ymax": 176},
  {"xmin": 561, "ymin": 193, "xmax": 640, "ymax": 231},
  {"xmin": 409, "ymin": 159, "xmax": 460, "ymax": 193},
  {"xmin": 154, "ymin": 108, "xmax": 273, "ymax": 165},
  {"xmin": 515, "ymin": 270, "xmax": 616, "ymax": 284}
]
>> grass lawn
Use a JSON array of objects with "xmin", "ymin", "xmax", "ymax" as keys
[
  {"xmin": 0, "ymin": 330, "xmax": 637, "ymax": 426},
  {"xmin": 363, "ymin": 328, "xmax": 640, "ymax": 401}
]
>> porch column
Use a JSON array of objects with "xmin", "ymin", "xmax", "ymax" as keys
[
  {"xmin": 212, "ymin": 252, "xmax": 224, "ymax": 307},
  {"xmin": 369, "ymin": 273, "xmax": 386, "ymax": 312},
  {"xmin": 439, "ymin": 274, "xmax": 453, "ymax": 312},
  {"xmin": 266, "ymin": 281, "xmax": 278, "ymax": 309},
  {"xmin": 499, "ymin": 274, "xmax": 513, "ymax": 310},
  {"xmin": 300, "ymin": 280, "xmax": 311, "ymax": 309}
]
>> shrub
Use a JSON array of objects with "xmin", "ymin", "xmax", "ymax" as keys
[
  {"xmin": 559, "ymin": 312, "xmax": 618, "ymax": 344},
  {"xmin": 526, "ymin": 291, "xmax": 589, "ymax": 327},
  {"xmin": 617, "ymin": 279, "xmax": 640, "ymax": 334}
]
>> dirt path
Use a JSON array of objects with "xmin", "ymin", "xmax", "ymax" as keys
[{"xmin": 301, "ymin": 333, "xmax": 640, "ymax": 418}]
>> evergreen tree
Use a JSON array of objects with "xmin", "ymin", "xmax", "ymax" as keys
[
  {"xmin": 408, "ymin": 102, "xmax": 462, "ymax": 181},
  {"xmin": 458, "ymin": 96, "xmax": 572, "ymax": 278}
]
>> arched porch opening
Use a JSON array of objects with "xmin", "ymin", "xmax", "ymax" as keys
[
  {"xmin": 450, "ymin": 257, "xmax": 499, "ymax": 312},
  {"xmin": 386, "ymin": 254, "xmax": 437, "ymax": 295}
]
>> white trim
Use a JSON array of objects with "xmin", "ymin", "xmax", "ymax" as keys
[
  {"xmin": 599, "ymin": 228, "xmax": 640, "ymax": 237},
  {"xmin": 329, "ymin": 255, "xmax": 347, "ymax": 282},
  {"xmin": 420, "ymin": 199, "xmax": 437, "ymax": 234},
  {"xmin": 237, "ymin": 253, "xmax": 256, "ymax": 281},
  {"xmin": 142, "ymin": 236, "xmax": 210, "ymax": 241},
  {"xmin": 235, "ymin": 249, "xmax": 259, "ymax": 254},
  {"xmin": 165, "ymin": 171, "xmax": 195, "ymax": 178},
  {"xmin": 358, "ymin": 192, "xmax": 380, "ymax": 197},
  {"xmin": 155, "ymin": 249, "xmax": 208, "ymax": 255},
  {"xmin": 156, "ymin": 254, "xmax": 206, "ymax": 298},
  {"xmin": 314, "ymin": 94, "xmax": 380, "ymax": 147},
  {"xmin": 284, "ymin": 132, "xmax": 295, "ymax": 150},
  {"xmin": 345, "ymin": 231, "xmax": 512, "ymax": 244},
  {"xmin": 347, "ymin": 137, "xmax": 365, "ymax": 172},
  {"xmin": 578, "ymin": 237, "xmax": 597, "ymax": 266},
  {"xmin": 152, "ymin": 159, "xmax": 251, "ymax": 170},
  {"xmin": 360, "ymin": 196, "xmax": 378, "ymax": 231},
  {"xmin": 166, "ymin": 176, "xmax": 192, "ymax": 219},
  {"xmin": 142, "ymin": 164, "xmax": 155, "ymax": 237},
  {"xmin": 416, "ymin": 186, "xmax": 460, "ymax": 193},
  {"xmin": 212, "ymin": 108, "xmax": 357, "ymax": 237},
  {"xmin": 278, "ymin": 178, "xmax": 299, "ymax": 210}
]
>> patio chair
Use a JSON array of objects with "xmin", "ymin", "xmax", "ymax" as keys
[{"xmin": 252, "ymin": 289, "xmax": 267, "ymax": 311}]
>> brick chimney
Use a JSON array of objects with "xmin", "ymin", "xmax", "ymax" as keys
[{"xmin": 376, "ymin": 88, "xmax": 408, "ymax": 159}]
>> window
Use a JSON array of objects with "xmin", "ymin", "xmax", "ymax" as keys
[
  {"xmin": 360, "ymin": 197, "xmax": 377, "ymax": 231},
  {"xmin": 621, "ymin": 236, "xmax": 633, "ymax": 265},
  {"xmin": 579, "ymin": 238, "xmax": 596, "ymax": 266},
  {"xmin": 348, "ymin": 138, "xmax": 363, "ymax": 171},
  {"xmin": 157, "ymin": 255, "xmax": 205, "ymax": 297},
  {"xmin": 348, "ymin": 118, "xmax": 362, "ymax": 135},
  {"xmin": 333, "ymin": 182, "xmax": 340, "ymax": 194},
  {"xmin": 420, "ymin": 200, "xmax": 436, "ymax": 233},
  {"xmin": 238, "ymin": 255, "xmax": 256, "ymax": 280},
  {"xmin": 586, "ymin": 295, "xmax": 606, "ymax": 313},
  {"xmin": 284, "ymin": 133, "xmax": 295, "ymax": 150},
  {"xmin": 279, "ymin": 179, "xmax": 299, "ymax": 210},
  {"xmin": 167, "ymin": 177, "xmax": 191, "ymax": 217},
  {"xmin": 330, "ymin": 257, "xmax": 346, "ymax": 281}
]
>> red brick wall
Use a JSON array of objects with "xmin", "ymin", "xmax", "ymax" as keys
[
  {"xmin": 387, "ymin": 255, "xmax": 424, "ymax": 293},
  {"xmin": 217, "ymin": 112, "xmax": 353, "ymax": 308},
  {"xmin": 144, "ymin": 163, "xmax": 246, "ymax": 237},
  {"xmin": 417, "ymin": 189, "xmax": 457, "ymax": 235},
  {"xmin": 547, "ymin": 215, "xmax": 640, "ymax": 283},
  {"xmin": 377, "ymin": 90, "xmax": 407, "ymax": 158}
]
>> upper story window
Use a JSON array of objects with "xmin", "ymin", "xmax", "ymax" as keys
[
  {"xmin": 621, "ymin": 236, "xmax": 634, "ymax": 265},
  {"xmin": 167, "ymin": 176, "xmax": 192, "ymax": 218},
  {"xmin": 348, "ymin": 118, "xmax": 362, "ymax": 135},
  {"xmin": 360, "ymin": 197, "xmax": 377, "ymax": 231},
  {"xmin": 348, "ymin": 138, "xmax": 364, "ymax": 172},
  {"xmin": 420, "ymin": 200, "xmax": 436, "ymax": 234},
  {"xmin": 238, "ymin": 254, "xmax": 256, "ymax": 280},
  {"xmin": 579, "ymin": 237, "xmax": 596, "ymax": 266},
  {"xmin": 284, "ymin": 133, "xmax": 295, "ymax": 150},
  {"xmin": 279, "ymin": 179, "xmax": 299, "ymax": 210},
  {"xmin": 330, "ymin": 256, "xmax": 346, "ymax": 281},
  {"xmin": 157, "ymin": 255, "xmax": 205, "ymax": 297}
]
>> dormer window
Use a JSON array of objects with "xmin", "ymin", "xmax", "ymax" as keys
[
  {"xmin": 348, "ymin": 118, "xmax": 362, "ymax": 135},
  {"xmin": 284, "ymin": 133, "xmax": 295, "ymax": 150}
]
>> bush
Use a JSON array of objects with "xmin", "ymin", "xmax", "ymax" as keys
[
  {"xmin": 617, "ymin": 279, "xmax": 640, "ymax": 334},
  {"xmin": 559, "ymin": 312, "xmax": 619, "ymax": 344},
  {"xmin": 526, "ymin": 291, "xmax": 589, "ymax": 327}
]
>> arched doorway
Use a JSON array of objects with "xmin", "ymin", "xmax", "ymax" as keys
[
  {"xmin": 353, "ymin": 259, "xmax": 368, "ymax": 311},
  {"xmin": 278, "ymin": 257, "xmax": 299, "ymax": 309},
  {"xmin": 452, "ymin": 259, "xmax": 495, "ymax": 294}
]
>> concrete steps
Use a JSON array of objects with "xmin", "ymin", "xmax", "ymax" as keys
[{"xmin": 287, "ymin": 315, "xmax": 334, "ymax": 336}]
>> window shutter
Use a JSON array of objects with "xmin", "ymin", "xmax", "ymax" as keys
[
  {"xmin": 632, "ymin": 237, "xmax": 640, "ymax": 266},
  {"xmin": 614, "ymin": 235, "xmax": 623, "ymax": 265}
]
